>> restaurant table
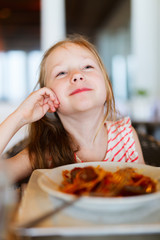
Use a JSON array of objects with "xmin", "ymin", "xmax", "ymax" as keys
[
  {"xmin": 7, "ymin": 234, "xmax": 160, "ymax": 240},
  {"xmin": 9, "ymin": 166, "xmax": 160, "ymax": 240},
  {"xmin": 25, "ymin": 235, "xmax": 160, "ymax": 240}
]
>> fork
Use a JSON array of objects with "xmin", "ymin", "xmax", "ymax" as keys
[{"xmin": 13, "ymin": 196, "xmax": 80, "ymax": 230}]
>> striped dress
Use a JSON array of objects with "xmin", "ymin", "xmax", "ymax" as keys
[{"xmin": 75, "ymin": 117, "xmax": 139, "ymax": 163}]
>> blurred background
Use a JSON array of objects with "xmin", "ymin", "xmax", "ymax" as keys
[{"xmin": 0, "ymin": 0, "xmax": 160, "ymax": 151}]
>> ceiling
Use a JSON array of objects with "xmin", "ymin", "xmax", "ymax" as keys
[{"xmin": 0, "ymin": 0, "xmax": 127, "ymax": 51}]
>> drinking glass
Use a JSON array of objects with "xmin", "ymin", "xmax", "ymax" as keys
[{"xmin": 0, "ymin": 160, "xmax": 16, "ymax": 240}]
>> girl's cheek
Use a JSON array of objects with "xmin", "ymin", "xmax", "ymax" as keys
[
  {"xmin": 48, "ymin": 83, "xmax": 58, "ymax": 94},
  {"xmin": 53, "ymin": 90, "xmax": 63, "ymax": 104}
]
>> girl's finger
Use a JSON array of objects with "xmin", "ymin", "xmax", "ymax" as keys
[
  {"xmin": 49, "ymin": 105, "xmax": 57, "ymax": 112},
  {"xmin": 43, "ymin": 96, "xmax": 50, "ymax": 104},
  {"xmin": 39, "ymin": 87, "xmax": 59, "ymax": 104},
  {"xmin": 43, "ymin": 104, "xmax": 50, "ymax": 113},
  {"xmin": 54, "ymin": 104, "xmax": 59, "ymax": 108},
  {"xmin": 48, "ymin": 100, "xmax": 59, "ymax": 109},
  {"xmin": 48, "ymin": 99, "xmax": 59, "ymax": 112}
]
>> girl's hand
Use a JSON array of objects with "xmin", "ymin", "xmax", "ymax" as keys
[{"xmin": 16, "ymin": 87, "xmax": 60, "ymax": 125}]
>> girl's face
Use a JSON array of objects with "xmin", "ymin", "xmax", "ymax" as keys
[{"xmin": 45, "ymin": 43, "xmax": 107, "ymax": 116}]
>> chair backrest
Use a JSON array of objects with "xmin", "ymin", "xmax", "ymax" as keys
[{"xmin": 138, "ymin": 133, "xmax": 160, "ymax": 166}]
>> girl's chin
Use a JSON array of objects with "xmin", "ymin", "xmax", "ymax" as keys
[
  {"xmin": 57, "ymin": 99, "xmax": 105, "ymax": 115},
  {"xmin": 72, "ymin": 101, "xmax": 96, "ymax": 111},
  {"xmin": 57, "ymin": 106, "xmax": 93, "ymax": 115}
]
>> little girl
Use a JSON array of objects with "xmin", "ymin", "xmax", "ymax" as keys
[{"xmin": 0, "ymin": 35, "xmax": 144, "ymax": 182}]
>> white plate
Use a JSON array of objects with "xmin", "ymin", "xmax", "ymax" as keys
[{"xmin": 38, "ymin": 162, "xmax": 160, "ymax": 212}]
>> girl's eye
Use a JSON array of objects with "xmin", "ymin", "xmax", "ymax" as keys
[
  {"xmin": 84, "ymin": 65, "xmax": 93, "ymax": 69},
  {"xmin": 56, "ymin": 71, "xmax": 66, "ymax": 77}
]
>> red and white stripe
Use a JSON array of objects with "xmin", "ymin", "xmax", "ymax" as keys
[
  {"xmin": 104, "ymin": 117, "xmax": 138, "ymax": 163},
  {"xmin": 75, "ymin": 117, "xmax": 139, "ymax": 164}
]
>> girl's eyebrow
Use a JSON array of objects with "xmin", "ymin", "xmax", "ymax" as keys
[
  {"xmin": 51, "ymin": 56, "xmax": 97, "ymax": 71},
  {"xmin": 82, "ymin": 55, "xmax": 98, "ymax": 63},
  {"xmin": 50, "ymin": 63, "xmax": 65, "ymax": 76},
  {"xmin": 50, "ymin": 64, "xmax": 66, "ymax": 79},
  {"xmin": 52, "ymin": 62, "xmax": 63, "ymax": 69}
]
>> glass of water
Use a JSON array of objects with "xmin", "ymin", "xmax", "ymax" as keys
[{"xmin": 0, "ymin": 160, "xmax": 16, "ymax": 240}]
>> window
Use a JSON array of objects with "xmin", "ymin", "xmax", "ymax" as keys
[
  {"xmin": 0, "ymin": 50, "xmax": 42, "ymax": 102},
  {"xmin": 112, "ymin": 55, "xmax": 128, "ymax": 100}
]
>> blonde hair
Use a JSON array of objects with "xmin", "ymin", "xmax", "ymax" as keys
[{"xmin": 28, "ymin": 35, "xmax": 116, "ymax": 169}]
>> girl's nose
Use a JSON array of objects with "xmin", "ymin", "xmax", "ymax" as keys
[{"xmin": 71, "ymin": 72, "xmax": 85, "ymax": 83}]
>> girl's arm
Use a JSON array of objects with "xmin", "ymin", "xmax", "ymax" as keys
[
  {"xmin": 0, "ymin": 109, "xmax": 27, "ymax": 154},
  {"xmin": 132, "ymin": 127, "xmax": 145, "ymax": 164},
  {"xmin": 0, "ymin": 87, "xmax": 59, "ymax": 155},
  {"xmin": 4, "ymin": 148, "xmax": 33, "ymax": 183}
]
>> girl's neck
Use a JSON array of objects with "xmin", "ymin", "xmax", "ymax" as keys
[{"xmin": 58, "ymin": 107, "xmax": 106, "ymax": 147}]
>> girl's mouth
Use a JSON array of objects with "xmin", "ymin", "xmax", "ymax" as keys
[{"xmin": 69, "ymin": 88, "xmax": 92, "ymax": 96}]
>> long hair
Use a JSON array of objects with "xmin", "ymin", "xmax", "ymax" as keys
[{"xmin": 28, "ymin": 35, "xmax": 116, "ymax": 170}]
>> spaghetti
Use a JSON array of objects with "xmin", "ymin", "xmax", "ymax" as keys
[{"xmin": 59, "ymin": 166, "xmax": 157, "ymax": 197}]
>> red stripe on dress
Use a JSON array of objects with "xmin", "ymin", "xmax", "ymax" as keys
[
  {"xmin": 125, "ymin": 145, "xmax": 139, "ymax": 162},
  {"xmin": 103, "ymin": 158, "xmax": 109, "ymax": 161},
  {"xmin": 126, "ymin": 117, "xmax": 130, "ymax": 125},
  {"xmin": 111, "ymin": 120, "xmax": 131, "ymax": 134},
  {"xmin": 114, "ymin": 123, "xmax": 131, "ymax": 132},
  {"xmin": 117, "ymin": 152, "xmax": 127, "ymax": 162},
  {"xmin": 112, "ymin": 140, "xmax": 135, "ymax": 162},
  {"xmin": 125, "ymin": 151, "xmax": 134, "ymax": 162},
  {"xmin": 128, "ymin": 141, "xmax": 135, "ymax": 151},
  {"xmin": 111, "ymin": 137, "xmax": 130, "ymax": 161},
  {"xmin": 129, "ymin": 150, "xmax": 134, "ymax": 157},
  {"xmin": 107, "ymin": 118, "xmax": 131, "ymax": 142},
  {"xmin": 107, "ymin": 129, "xmax": 132, "ymax": 153},
  {"xmin": 110, "ymin": 117, "xmax": 130, "ymax": 128},
  {"xmin": 74, "ymin": 153, "xmax": 78, "ymax": 162},
  {"xmin": 107, "ymin": 128, "xmax": 112, "ymax": 143},
  {"xmin": 108, "ymin": 138, "xmax": 112, "ymax": 143},
  {"xmin": 104, "ymin": 141, "xmax": 135, "ymax": 163},
  {"xmin": 131, "ymin": 156, "xmax": 138, "ymax": 162},
  {"xmin": 110, "ymin": 119, "xmax": 125, "ymax": 128},
  {"xmin": 111, "ymin": 127, "xmax": 126, "ymax": 139},
  {"xmin": 108, "ymin": 128, "xmax": 111, "ymax": 134}
]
